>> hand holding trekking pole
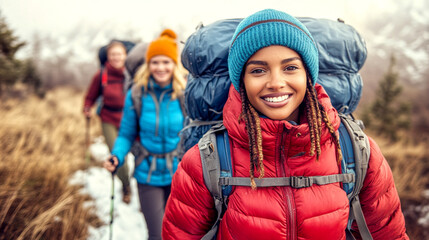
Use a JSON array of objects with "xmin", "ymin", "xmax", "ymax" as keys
[
  {"xmin": 84, "ymin": 116, "xmax": 91, "ymax": 163},
  {"xmin": 104, "ymin": 156, "xmax": 118, "ymax": 174},
  {"xmin": 83, "ymin": 107, "xmax": 92, "ymax": 119}
]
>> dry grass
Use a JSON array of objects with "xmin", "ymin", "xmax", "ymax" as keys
[
  {"xmin": 367, "ymin": 131, "xmax": 429, "ymax": 201},
  {"xmin": 0, "ymin": 88, "xmax": 102, "ymax": 240}
]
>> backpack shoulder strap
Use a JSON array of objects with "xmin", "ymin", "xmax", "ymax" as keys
[
  {"xmin": 338, "ymin": 114, "xmax": 373, "ymax": 240},
  {"xmin": 130, "ymin": 84, "xmax": 144, "ymax": 171},
  {"xmin": 131, "ymin": 84, "xmax": 143, "ymax": 119},
  {"xmin": 100, "ymin": 66, "xmax": 108, "ymax": 91},
  {"xmin": 338, "ymin": 114, "xmax": 370, "ymax": 197},
  {"xmin": 215, "ymin": 125, "xmax": 232, "ymax": 197},
  {"xmin": 123, "ymin": 69, "xmax": 132, "ymax": 94},
  {"xmin": 95, "ymin": 67, "xmax": 108, "ymax": 115},
  {"xmin": 198, "ymin": 123, "xmax": 231, "ymax": 240}
]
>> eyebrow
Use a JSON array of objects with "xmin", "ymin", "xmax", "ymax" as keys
[
  {"xmin": 281, "ymin": 57, "xmax": 302, "ymax": 64},
  {"xmin": 246, "ymin": 57, "xmax": 302, "ymax": 67},
  {"xmin": 246, "ymin": 60, "xmax": 267, "ymax": 66}
]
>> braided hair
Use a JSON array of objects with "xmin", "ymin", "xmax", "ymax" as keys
[{"xmin": 239, "ymin": 75, "xmax": 342, "ymax": 189}]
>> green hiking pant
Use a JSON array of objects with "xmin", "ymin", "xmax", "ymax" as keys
[{"xmin": 102, "ymin": 122, "xmax": 130, "ymax": 189}]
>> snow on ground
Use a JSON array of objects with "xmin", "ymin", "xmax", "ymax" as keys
[
  {"xmin": 69, "ymin": 137, "xmax": 148, "ymax": 240},
  {"xmin": 417, "ymin": 190, "xmax": 429, "ymax": 227}
]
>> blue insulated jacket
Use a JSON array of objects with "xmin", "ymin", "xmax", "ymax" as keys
[{"xmin": 112, "ymin": 80, "xmax": 184, "ymax": 186}]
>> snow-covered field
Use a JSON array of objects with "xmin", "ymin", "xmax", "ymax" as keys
[{"xmin": 69, "ymin": 137, "xmax": 148, "ymax": 240}]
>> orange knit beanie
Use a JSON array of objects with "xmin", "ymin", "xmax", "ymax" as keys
[{"xmin": 146, "ymin": 29, "xmax": 178, "ymax": 63}]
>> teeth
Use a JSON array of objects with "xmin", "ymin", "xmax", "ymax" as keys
[{"xmin": 264, "ymin": 95, "xmax": 289, "ymax": 103}]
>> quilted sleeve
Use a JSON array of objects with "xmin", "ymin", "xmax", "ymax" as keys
[
  {"xmin": 83, "ymin": 71, "xmax": 102, "ymax": 109},
  {"xmin": 162, "ymin": 145, "xmax": 217, "ymax": 239},
  {"xmin": 352, "ymin": 137, "xmax": 409, "ymax": 240},
  {"xmin": 111, "ymin": 90, "xmax": 137, "ymax": 165}
]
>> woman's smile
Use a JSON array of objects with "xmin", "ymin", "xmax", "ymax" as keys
[{"xmin": 261, "ymin": 92, "xmax": 292, "ymax": 107}]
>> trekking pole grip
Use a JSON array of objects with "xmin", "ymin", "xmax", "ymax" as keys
[{"xmin": 109, "ymin": 156, "xmax": 118, "ymax": 175}]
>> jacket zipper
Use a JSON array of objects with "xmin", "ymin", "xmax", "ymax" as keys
[
  {"xmin": 159, "ymin": 89, "xmax": 170, "ymax": 154},
  {"xmin": 147, "ymin": 88, "xmax": 171, "ymax": 137},
  {"xmin": 279, "ymin": 126, "xmax": 296, "ymax": 240},
  {"xmin": 148, "ymin": 91, "xmax": 160, "ymax": 136}
]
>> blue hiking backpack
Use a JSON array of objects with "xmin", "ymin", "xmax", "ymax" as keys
[
  {"xmin": 180, "ymin": 18, "xmax": 372, "ymax": 240},
  {"xmin": 177, "ymin": 19, "xmax": 242, "ymax": 159}
]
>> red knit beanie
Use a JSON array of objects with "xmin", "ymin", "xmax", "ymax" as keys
[{"xmin": 146, "ymin": 29, "xmax": 178, "ymax": 63}]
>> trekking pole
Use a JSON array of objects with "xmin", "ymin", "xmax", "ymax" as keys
[
  {"xmin": 84, "ymin": 116, "xmax": 91, "ymax": 164},
  {"xmin": 109, "ymin": 157, "xmax": 117, "ymax": 240},
  {"xmin": 82, "ymin": 116, "xmax": 91, "ymax": 201}
]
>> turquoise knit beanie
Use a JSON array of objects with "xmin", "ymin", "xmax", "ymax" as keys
[{"xmin": 228, "ymin": 9, "xmax": 319, "ymax": 91}]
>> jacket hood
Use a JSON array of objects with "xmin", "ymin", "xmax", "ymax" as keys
[{"xmin": 223, "ymin": 83, "xmax": 340, "ymax": 159}]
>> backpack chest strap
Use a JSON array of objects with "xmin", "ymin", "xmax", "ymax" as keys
[
  {"xmin": 132, "ymin": 142, "xmax": 177, "ymax": 182},
  {"xmin": 219, "ymin": 173, "xmax": 355, "ymax": 188}
]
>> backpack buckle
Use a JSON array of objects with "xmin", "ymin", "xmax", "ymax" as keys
[{"xmin": 290, "ymin": 176, "xmax": 313, "ymax": 188}]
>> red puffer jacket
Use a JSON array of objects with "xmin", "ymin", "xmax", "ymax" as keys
[
  {"xmin": 163, "ymin": 84, "xmax": 408, "ymax": 240},
  {"xmin": 83, "ymin": 63, "xmax": 125, "ymax": 129}
]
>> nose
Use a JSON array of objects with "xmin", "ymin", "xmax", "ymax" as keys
[
  {"xmin": 159, "ymin": 63, "xmax": 167, "ymax": 71},
  {"xmin": 153, "ymin": 62, "xmax": 165, "ymax": 71},
  {"xmin": 266, "ymin": 70, "xmax": 286, "ymax": 90}
]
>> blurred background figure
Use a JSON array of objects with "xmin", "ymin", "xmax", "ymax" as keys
[
  {"xmin": 103, "ymin": 29, "xmax": 187, "ymax": 240},
  {"xmin": 83, "ymin": 40, "xmax": 134, "ymax": 203}
]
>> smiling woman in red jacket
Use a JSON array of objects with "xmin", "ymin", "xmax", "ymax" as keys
[
  {"xmin": 83, "ymin": 41, "xmax": 131, "ymax": 203},
  {"xmin": 162, "ymin": 9, "xmax": 408, "ymax": 240}
]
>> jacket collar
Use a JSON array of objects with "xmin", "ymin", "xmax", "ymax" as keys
[
  {"xmin": 148, "ymin": 76, "xmax": 173, "ymax": 92},
  {"xmin": 105, "ymin": 62, "xmax": 125, "ymax": 77}
]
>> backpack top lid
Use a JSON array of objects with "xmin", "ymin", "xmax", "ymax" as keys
[
  {"xmin": 182, "ymin": 19, "xmax": 243, "ymax": 77},
  {"xmin": 298, "ymin": 18, "xmax": 368, "ymax": 114},
  {"xmin": 98, "ymin": 40, "xmax": 136, "ymax": 67},
  {"xmin": 181, "ymin": 19, "xmax": 242, "ymax": 121}
]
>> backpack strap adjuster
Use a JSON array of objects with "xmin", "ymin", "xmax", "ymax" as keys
[{"xmin": 290, "ymin": 176, "xmax": 313, "ymax": 188}]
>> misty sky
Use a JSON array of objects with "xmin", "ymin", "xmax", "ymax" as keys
[{"xmin": 1, "ymin": 0, "xmax": 400, "ymax": 43}]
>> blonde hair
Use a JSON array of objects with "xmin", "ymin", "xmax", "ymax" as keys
[{"xmin": 133, "ymin": 59, "xmax": 187, "ymax": 100}]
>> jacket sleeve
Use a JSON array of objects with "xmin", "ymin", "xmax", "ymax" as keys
[
  {"xmin": 162, "ymin": 145, "xmax": 217, "ymax": 239},
  {"xmin": 111, "ymin": 90, "xmax": 137, "ymax": 165},
  {"xmin": 352, "ymin": 137, "xmax": 409, "ymax": 240},
  {"xmin": 83, "ymin": 71, "xmax": 102, "ymax": 109}
]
